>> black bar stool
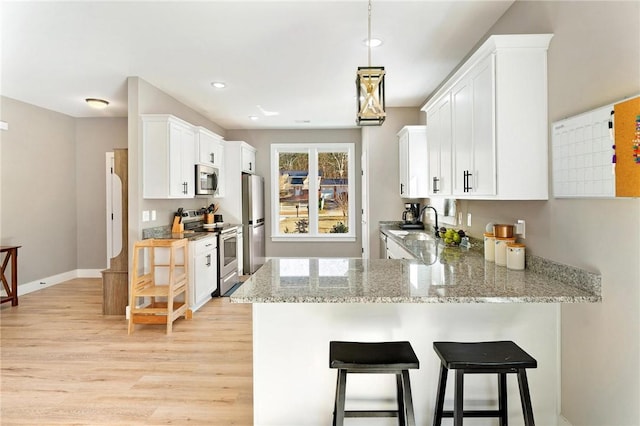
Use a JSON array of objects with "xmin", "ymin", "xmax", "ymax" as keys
[
  {"xmin": 432, "ymin": 341, "xmax": 537, "ymax": 426},
  {"xmin": 330, "ymin": 341, "xmax": 420, "ymax": 426}
]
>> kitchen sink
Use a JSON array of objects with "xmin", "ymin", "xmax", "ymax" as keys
[
  {"xmin": 403, "ymin": 233, "xmax": 433, "ymax": 241},
  {"xmin": 387, "ymin": 229, "xmax": 435, "ymax": 242}
]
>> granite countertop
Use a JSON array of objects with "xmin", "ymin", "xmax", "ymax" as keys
[
  {"xmin": 142, "ymin": 224, "xmax": 242, "ymax": 241},
  {"xmin": 229, "ymin": 223, "xmax": 601, "ymax": 304}
]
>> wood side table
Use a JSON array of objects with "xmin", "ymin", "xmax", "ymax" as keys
[{"xmin": 1, "ymin": 246, "xmax": 21, "ymax": 306}]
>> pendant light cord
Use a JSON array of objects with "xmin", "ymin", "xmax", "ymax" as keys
[{"xmin": 367, "ymin": 0, "xmax": 372, "ymax": 67}]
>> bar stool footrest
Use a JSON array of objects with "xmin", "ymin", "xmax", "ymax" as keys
[
  {"xmin": 442, "ymin": 410, "xmax": 504, "ymax": 418},
  {"xmin": 344, "ymin": 410, "xmax": 399, "ymax": 418}
]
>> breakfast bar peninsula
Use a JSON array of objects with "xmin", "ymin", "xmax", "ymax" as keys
[{"xmin": 230, "ymin": 241, "xmax": 600, "ymax": 425}]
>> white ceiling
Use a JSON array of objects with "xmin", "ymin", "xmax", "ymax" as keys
[{"xmin": 1, "ymin": 1, "xmax": 514, "ymax": 130}]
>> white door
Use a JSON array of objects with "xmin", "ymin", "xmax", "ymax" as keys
[{"xmin": 105, "ymin": 152, "xmax": 123, "ymax": 268}]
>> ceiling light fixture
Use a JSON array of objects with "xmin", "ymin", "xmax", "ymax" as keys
[
  {"xmin": 211, "ymin": 82, "xmax": 226, "ymax": 89},
  {"xmin": 85, "ymin": 98, "xmax": 109, "ymax": 109},
  {"xmin": 356, "ymin": 0, "xmax": 385, "ymax": 126},
  {"xmin": 363, "ymin": 38, "xmax": 383, "ymax": 48}
]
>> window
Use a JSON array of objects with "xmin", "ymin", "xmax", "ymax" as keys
[{"xmin": 271, "ymin": 143, "xmax": 355, "ymax": 241}]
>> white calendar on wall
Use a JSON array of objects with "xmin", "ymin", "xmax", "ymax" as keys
[{"xmin": 552, "ymin": 104, "xmax": 615, "ymax": 198}]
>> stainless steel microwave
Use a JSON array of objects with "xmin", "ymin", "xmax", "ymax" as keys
[{"xmin": 195, "ymin": 164, "xmax": 218, "ymax": 196}]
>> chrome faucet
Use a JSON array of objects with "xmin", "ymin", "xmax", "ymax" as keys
[{"xmin": 421, "ymin": 205, "xmax": 440, "ymax": 237}]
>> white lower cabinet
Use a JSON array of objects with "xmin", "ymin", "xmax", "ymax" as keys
[
  {"xmin": 189, "ymin": 236, "xmax": 217, "ymax": 312},
  {"xmin": 386, "ymin": 238, "xmax": 415, "ymax": 260}
]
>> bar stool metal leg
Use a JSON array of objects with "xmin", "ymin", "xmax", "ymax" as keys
[
  {"xmin": 432, "ymin": 364, "xmax": 448, "ymax": 426},
  {"xmin": 498, "ymin": 372, "xmax": 508, "ymax": 426},
  {"xmin": 396, "ymin": 373, "xmax": 406, "ymax": 425},
  {"xmin": 401, "ymin": 369, "xmax": 416, "ymax": 426},
  {"xmin": 454, "ymin": 369, "xmax": 464, "ymax": 426},
  {"xmin": 333, "ymin": 369, "xmax": 347, "ymax": 426},
  {"xmin": 517, "ymin": 369, "xmax": 535, "ymax": 426}
]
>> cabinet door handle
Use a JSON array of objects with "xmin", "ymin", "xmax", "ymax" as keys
[
  {"xmin": 206, "ymin": 254, "xmax": 211, "ymax": 266},
  {"xmin": 182, "ymin": 182, "xmax": 188, "ymax": 194},
  {"xmin": 249, "ymin": 162, "xmax": 252, "ymax": 171},
  {"xmin": 400, "ymin": 183, "xmax": 404, "ymax": 194},
  {"xmin": 463, "ymin": 170, "xmax": 473, "ymax": 192},
  {"xmin": 433, "ymin": 177, "xmax": 440, "ymax": 193},
  {"xmin": 210, "ymin": 153, "xmax": 215, "ymax": 163}
]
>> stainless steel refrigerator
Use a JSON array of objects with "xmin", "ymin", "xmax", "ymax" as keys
[{"xmin": 242, "ymin": 173, "xmax": 265, "ymax": 274}]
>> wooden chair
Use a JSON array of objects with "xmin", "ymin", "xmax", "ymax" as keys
[{"xmin": 128, "ymin": 239, "xmax": 192, "ymax": 334}]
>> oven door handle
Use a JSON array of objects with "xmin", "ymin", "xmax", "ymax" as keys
[{"xmin": 222, "ymin": 274, "xmax": 236, "ymax": 283}]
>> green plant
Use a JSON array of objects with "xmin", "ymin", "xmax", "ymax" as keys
[
  {"xmin": 295, "ymin": 219, "xmax": 308, "ymax": 233},
  {"xmin": 329, "ymin": 222, "xmax": 348, "ymax": 233}
]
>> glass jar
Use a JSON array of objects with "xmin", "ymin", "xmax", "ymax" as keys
[
  {"xmin": 494, "ymin": 237, "xmax": 516, "ymax": 266},
  {"xmin": 483, "ymin": 232, "xmax": 495, "ymax": 262},
  {"xmin": 507, "ymin": 243, "xmax": 526, "ymax": 270}
]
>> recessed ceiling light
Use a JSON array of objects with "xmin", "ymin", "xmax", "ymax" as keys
[
  {"xmin": 211, "ymin": 82, "xmax": 226, "ymax": 89},
  {"xmin": 249, "ymin": 116, "xmax": 259, "ymax": 121},
  {"xmin": 363, "ymin": 38, "xmax": 383, "ymax": 48},
  {"xmin": 85, "ymin": 98, "xmax": 109, "ymax": 108}
]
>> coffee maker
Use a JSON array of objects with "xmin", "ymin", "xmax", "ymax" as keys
[{"xmin": 401, "ymin": 203, "xmax": 424, "ymax": 229}]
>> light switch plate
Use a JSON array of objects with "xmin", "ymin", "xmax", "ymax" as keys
[
  {"xmin": 142, "ymin": 210, "xmax": 150, "ymax": 222},
  {"xmin": 516, "ymin": 219, "xmax": 526, "ymax": 238}
]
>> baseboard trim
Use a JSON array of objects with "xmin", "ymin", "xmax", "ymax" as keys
[
  {"xmin": 18, "ymin": 269, "xmax": 103, "ymax": 296},
  {"xmin": 558, "ymin": 414, "xmax": 573, "ymax": 426}
]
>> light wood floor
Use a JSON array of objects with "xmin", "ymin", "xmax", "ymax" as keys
[{"xmin": 0, "ymin": 278, "xmax": 253, "ymax": 425}]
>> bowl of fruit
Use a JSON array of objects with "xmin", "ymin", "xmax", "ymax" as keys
[{"xmin": 439, "ymin": 227, "xmax": 466, "ymax": 246}]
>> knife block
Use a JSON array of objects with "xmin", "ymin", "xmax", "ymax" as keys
[{"xmin": 171, "ymin": 216, "xmax": 184, "ymax": 233}]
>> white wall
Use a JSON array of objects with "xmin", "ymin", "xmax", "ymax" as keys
[{"xmin": 456, "ymin": 2, "xmax": 640, "ymax": 424}]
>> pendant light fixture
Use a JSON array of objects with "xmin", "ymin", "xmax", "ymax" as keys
[{"xmin": 356, "ymin": 0, "xmax": 385, "ymax": 126}]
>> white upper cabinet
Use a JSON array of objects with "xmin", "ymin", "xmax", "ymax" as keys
[
  {"xmin": 398, "ymin": 125, "xmax": 428, "ymax": 198},
  {"xmin": 426, "ymin": 94, "xmax": 452, "ymax": 196},
  {"xmin": 422, "ymin": 34, "xmax": 553, "ymax": 200},
  {"xmin": 241, "ymin": 143, "xmax": 257, "ymax": 174},
  {"xmin": 452, "ymin": 54, "xmax": 495, "ymax": 196},
  {"xmin": 141, "ymin": 114, "xmax": 196, "ymax": 199},
  {"xmin": 196, "ymin": 126, "xmax": 224, "ymax": 168}
]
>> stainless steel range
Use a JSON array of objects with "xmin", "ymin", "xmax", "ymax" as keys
[
  {"xmin": 216, "ymin": 226, "xmax": 239, "ymax": 296},
  {"xmin": 182, "ymin": 210, "xmax": 239, "ymax": 297}
]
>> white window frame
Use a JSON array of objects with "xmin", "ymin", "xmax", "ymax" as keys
[{"xmin": 271, "ymin": 143, "xmax": 356, "ymax": 242}]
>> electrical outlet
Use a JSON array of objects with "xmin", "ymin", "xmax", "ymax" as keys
[
  {"xmin": 142, "ymin": 210, "xmax": 150, "ymax": 222},
  {"xmin": 151, "ymin": 210, "xmax": 157, "ymax": 221},
  {"xmin": 516, "ymin": 219, "xmax": 526, "ymax": 238},
  {"xmin": 467, "ymin": 213, "xmax": 472, "ymax": 227}
]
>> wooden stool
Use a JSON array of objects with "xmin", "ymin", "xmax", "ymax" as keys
[
  {"xmin": 330, "ymin": 341, "xmax": 419, "ymax": 426},
  {"xmin": 432, "ymin": 340, "xmax": 537, "ymax": 426},
  {"xmin": 128, "ymin": 239, "xmax": 192, "ymax": 334},
  {"xmin": 1, "ymin": 246, "xmax": 21, "ymax": 306}
]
